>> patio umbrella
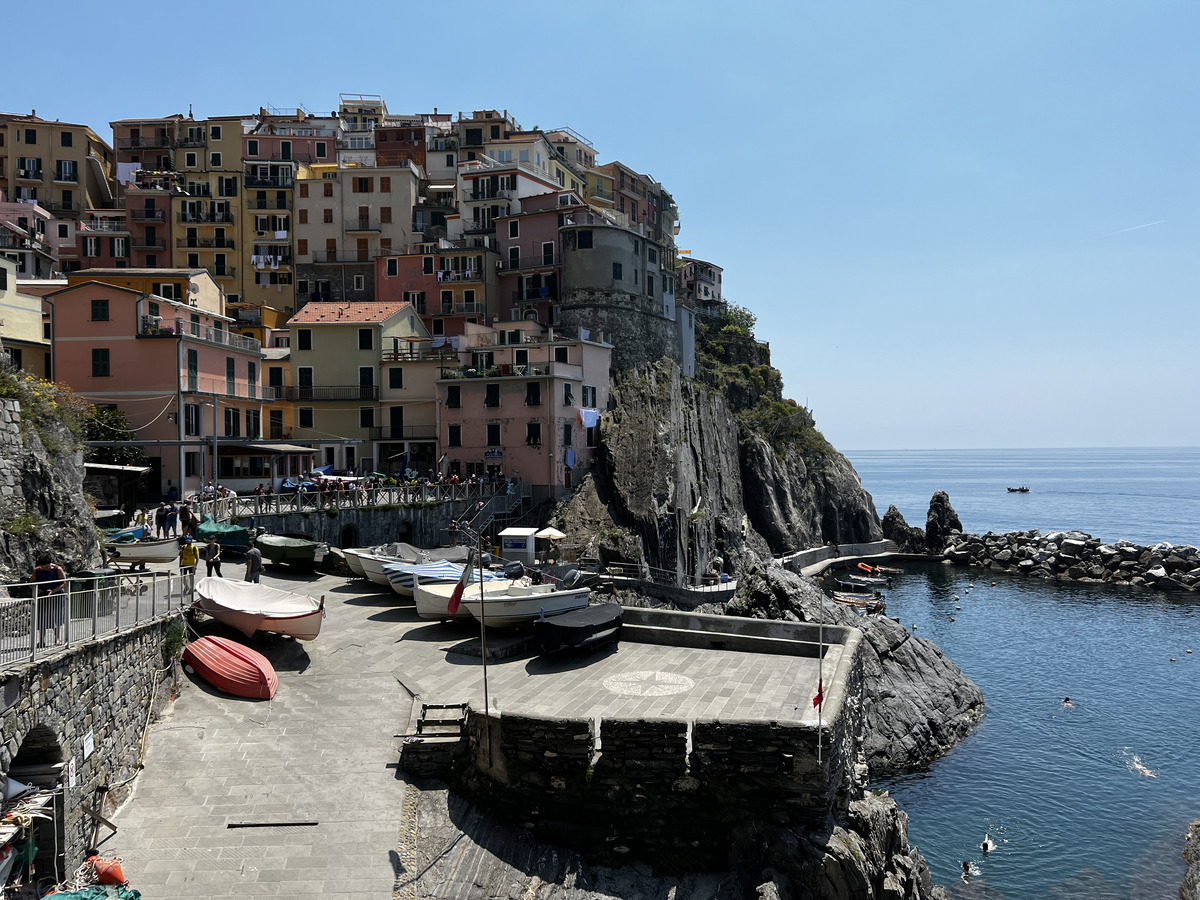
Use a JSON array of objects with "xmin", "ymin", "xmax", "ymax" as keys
[{"xmin": 535, "ymin": 527, "xmax": 567, "ymax": 540}]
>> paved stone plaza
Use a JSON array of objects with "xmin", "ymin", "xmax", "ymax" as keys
[{"xmin": 106, "ymin": 569, "xmax": 829, "ymax": 897}]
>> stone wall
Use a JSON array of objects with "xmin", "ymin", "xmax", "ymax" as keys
[
  {"xmin": 0, "ymin": 617, "xmax": 178, "ymax": 872},
  {"xmin": 560, "ymin": 288, "xmax": 681, "ymax": 374},
  {"xmin": 1183, "ymin": 816, "xmax": 1200, "ymax": 900},
  {"xmin": 458, "ymin": 670, "xmax": 860, "ymax": 870}
]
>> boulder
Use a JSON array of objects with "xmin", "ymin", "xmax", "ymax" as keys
[
  {"xmin": 881, "ymin": 505, "xmax": 927, "ymax": 554},
  {"xmin": 1183, "ymin": 816, "xmax": 1200, "ymax": 900},
  {"xmin": 924, "ymin": 491, "xmax": 963, "ymax": 553}
]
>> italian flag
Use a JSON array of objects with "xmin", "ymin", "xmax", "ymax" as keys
[{"xmin": 447, "ymin": 549, "xmax": 475, "ymax": 615}]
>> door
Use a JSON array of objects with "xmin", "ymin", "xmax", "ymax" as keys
[
  {"xmin": 389, "ymin": 405, "xmax": 404, "ymax": 440},
  {"xmin": 357, "ymin": 238, "xmax": 369, "ymax": 262},
  {"xmin": 358, "ymin": 366, "xmax": 374, "ymax": 399},
  {"xmin": 186, "ymin": 227, "xmax": 198, "ymax": 247},
  {"xmin": 186, "ymin": 349, "xmax": 198, "ymax": 392},
  {"xmin": 542, "ymin": 241, "xmax": 555, "ymax": 265}
]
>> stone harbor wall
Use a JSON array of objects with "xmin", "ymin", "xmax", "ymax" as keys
[
  {"xmin": 233, "ymin": 498, "xmax": 483, "ymax": 550},
  {"xmin": 1, "ymin": 617, "xmax": 179, "ymax": 873},
  {"xmin": 1183, "ymin": 816, "xmax": 1200, "ymax": 900},
  {"xmin": 941, "ymin": 529, "xmax": 1200, "ymax": 591}
]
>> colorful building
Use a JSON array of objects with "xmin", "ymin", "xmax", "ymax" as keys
[
  {"xmin": 0, "ymin": 112, "xmax": 115, "ymax": 219},
  {"xmin": 0, "ymin": 256, "xmax": 51, "ymax": 377}
]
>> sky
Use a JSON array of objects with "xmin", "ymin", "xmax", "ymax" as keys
[{"xmin": 13, "ymin": 1, "xmax": 1198, "ymax": 450}]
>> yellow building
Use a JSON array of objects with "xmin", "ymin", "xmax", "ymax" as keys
[
  {"xmin": 64, "ymin": 267, "xmax": 224, "ymax": 316},
  {"xmin": 287, "ymin": 301, "xmax": 431, "ymax": 473},
  {"xmin": 0, "ymin": 112, "xmax": 115, "ymax": 219},
  {"xmin": 0, "ymin": 256, "xmax": 51, "ymax": 377}
]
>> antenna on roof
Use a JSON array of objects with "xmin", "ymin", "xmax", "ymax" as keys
[{"xmin": 188, "ymin": 104, "xmax": 193, "ymax": 119}]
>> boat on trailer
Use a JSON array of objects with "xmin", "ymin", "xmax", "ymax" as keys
[{"xmin": 193, "ymin": 577, "xmax": 325, "ymax": 641}]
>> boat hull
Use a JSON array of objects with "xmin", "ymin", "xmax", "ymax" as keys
[
  {"xmin": 183, "ymin": 636, "xmax": 277, "ymax": 699},
  {"xmin": 194, "ymin": 577, "xmax": 325, "ymax": 641},
  {"xmin": 342, "ymin": 548, "xmax": 368, "ymax": 577},
  {"xmin": 460, "ymin": 583, "xmax": 591, "ymax": 627},
  {"xmin": 256, "ymin": 535, "xmax": 319, "ymax": 569},
  {"xmin": 104, "ymin": 538, "xmax": 179, "ymax": 563},
  {"xmin": 413, "ymin": 580, "xmax": 476, "ymax": 620}
]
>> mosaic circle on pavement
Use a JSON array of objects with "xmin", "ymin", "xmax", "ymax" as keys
[{"xmin": 603, "ymin": 670, "xmax": 696, "ymax": 697}]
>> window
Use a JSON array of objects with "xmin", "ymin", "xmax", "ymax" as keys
[
  {"xmin": 224, "ymin": 407, "xmax": 240, "ymax": 437},
  {"xmin": 577, "ymin": 230, "xmax": 592, "ymax": 249},
  {"xmin": 184, "ymin": 404, "xmax": 200, "ymax": 436},
  {"xmin": 57, "ymin": 223, "xmax": 69, "ymax": 238},
  {"xmin": 298, "ymin": 209, "xmax": 308, "ymax": 224},
  {"xmin": 526, "ymin": 422, "xmax": 541, "ymax": 446},
  {"xmin": 298, "ymin": 183, "xmax": 309, "ymax": 199},
  {"xmin": 555, "ymin": 346, "xmax": 568, "ymax": 364},
  {"xmin": 508, "ymin": 220, "xmax": 519, "ymax": 239},
  {"xmin": 353, "ymin": 177, "xmax": 373, "ymax": 193},
  {"xmin": 582, "ymin": 384, "xmax": 597, "ymax": 407},
  {"xmin": 612, "ymin": 262, "xmax": 623, "ymax": 281},
  {"xmin": 380, "ymin": 176, "xmax": 391, "ymax": 192},
  {"xmin": 296, "ymin": 280, "xmax": 308, "ymax": 296},
  {"xmin": 185, "ymin": 152, "xmax": 197, "ymax": 168},
  {"xmin": 297, "ymin": 329, "xmax": 312, "ymax": 351},
  {"xmin": 298, "ymin": 238, "xmax": 308, "ymax": 255},
  {"xmin": 84, "ymin": 236, "xmax": 100, "ymax": 257},
  {"xmin": 446, "ymin": 154, "xmax": 454, "ymax": 167},
  {"xmin": 316, "ymin": 141, "xmax": 327, "ymax": 158},
  {"xmin": 564, "ymin": 423, "xmax": 573, "ymax": 447},
  {"xmin": 487, "ymin": 423, "xmax": 501, "ymax": 446},
  {"xmin": 60, "ymin": 131, "xmax": 73, "ymax": 147},
  {"xmin": 210, "ymin": 125, "xmax": 222, "ymax": 140},
  {"xmin": 269, "ymin": 409, "xmax": 284, "ymax": 438},
  {"xmin": 446, "ymin": 385, "xmax": 461, "ymax": 408},
  {"xmin": 525, "ymin": 382, "xmax": 541, "ymax": 406},
  {"xmin": 24, "ymin": 129, "xmax": 36, "ymax": 144},
  {"xmin": 423, "ymin": 257, "xmax": 434, "ymax": 275},
  {"xmin": 388, "ymin": 368, "xmax": 403, "ymax": 389},
  {"xmin": 358, "ymin": 328, "xmax": 373, "ymax": 350},
  {"xmin": 247, "ymin": 139, "xmax": 259, "ymax": 156},
  {"xmin": 91, "ymin": 299, "xmax": 109, "ymax": 321},
  {"xmin": 648, "ymin": 247, "xmax": 658, "ymax": 264},
  {"xmin": 447, "ymin": 424, "xmax": 462, "ymax": 447},
  {"xmin": 484, "ymin": 383, "xmax": 500, "ymax": 408},
  {"xmin": 359, "ymin": 407, "xmax": 375, "ymax": 429},
  {"xmin": 380, "ymin": 206, "xmax": 392, "ymax": 224},
  {"xmin": 386, "ymin": 258, "xmax": 398, "ymax": 277},
  {"xmin": 185, "ymin": 452, "xmax": 199, "ymax": 477},
  {"xmin": 563, "ymin": 383, "xmax": 574, "ymax": 406},
  {"xmin": 586, "ymin": 425, "xmax": 597, "ymax": 447},
  {"xmin": 110, "ymin": 237, "xmax": 127, "ymax": 257},
  {"xmin": 246, "ymin": 409, "xmax": 260, "ymax": 439},
  {"xmin": 299, "ymin": 407, "xmax": 314, "ymax": 429},
  {"xmin": 91, "ymin": 348, "xmax": 110, "ymax": 377},
  {"xmin": 0, "ymin": 269, "xmax": 6, "ymax": 291},
  {"xmin": 210, "ymin": 152, "xmax": 222, "ymax": 167},
  {"xmin": 353, "ymin": 274, "xmax": 365, "ymax": 291}
]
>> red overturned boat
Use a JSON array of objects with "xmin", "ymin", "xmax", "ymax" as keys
[{"xmin": 182, "ymin": 635, "xmax": 278, "ymax": 700}]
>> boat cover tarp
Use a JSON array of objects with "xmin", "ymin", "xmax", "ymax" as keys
[
  {"xmin": 49, "ymin": 888, "xmax": 142, "ymax": 900},
  {"xmin": 533, "ymin": 604, "xmax": 622, "ymax": 653},
  {"xmin": 257, "ymin": 534, "xmax": 319, "ymax": 549},
  {"xmin": 383, "ymin": 560, "xmax": 506, "ymax": 584},
  {"xmin": 196, "ymin": 576, "xmax": 321, "ymax": 617},
  {"xmin": 196, "ymin": 514, "xmax": 251, "ymax": 547}
]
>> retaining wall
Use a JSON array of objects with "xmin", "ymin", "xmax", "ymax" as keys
[{"xmin": 232, "ymin": 499, "xmax": 483, "ymax": 549}]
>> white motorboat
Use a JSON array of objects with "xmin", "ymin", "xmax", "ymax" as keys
[
  {"xmin": 421, "ymin": 579, "xmax": 590, "ymax": 627},
  {"xmin": 104, "ymin": 537, "xmax": 179, "ymax": 565},
  {"xmin": 385, "ymin": 560, "xmax": 506, "ymax": 599},
  {"xmin": 193, "ymin": 576, "xmax": 325, "ymax": 641},
  {"xmin": 342, "ymin": 547, "xmax": 368, "ymax": 577}
]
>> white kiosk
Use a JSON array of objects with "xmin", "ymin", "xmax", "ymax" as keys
[{"xmin": 498, "ymin": 527, "xmax": 538, "ymax": 566}]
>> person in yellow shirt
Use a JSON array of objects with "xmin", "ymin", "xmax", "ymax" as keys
[{"xmin": 179, "ymin": 537, "xmax": 200, "ymax": 585}]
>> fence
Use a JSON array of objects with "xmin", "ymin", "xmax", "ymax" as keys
[
  {"xmin": 197, "ymin": 481, "xmax": 509, "ymax": 522},
  {"xmin": 0, "ymin": 571, "xmax": 189, "ymax": 667}
]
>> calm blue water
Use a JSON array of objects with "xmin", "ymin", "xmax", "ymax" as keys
[{"xmin": 848, "ymin": 448, "xmax": 1200, "ymax": 899}]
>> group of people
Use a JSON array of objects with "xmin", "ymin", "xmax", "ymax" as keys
[
  {"xmin": 133, "ymin": 500, "xmax": 199, "ymax": 540},
  {"xmin": 179, "ymin": 536, "xmax": 262, "ymax": 583}
]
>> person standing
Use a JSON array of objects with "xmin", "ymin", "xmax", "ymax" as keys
[
  {"xmin": 154, "ymin": 502, "xmax": 168, "ymax": 539},
  {"xmin": 178, "ymin": 501, "xmax": 195, "ymax": 538},
  {"xmin": 166, "ymin": 500, "xmax": 179, "ymax": 538},
  {"xmin": 244, "ymin": 539, "xmax": 263, "ymax": 583},
  {"xmin": 203, "ymin": 537, "xmax": 222, "ymax": 577},
  {"xmin": 32, "ymin": 553, "xmax": 67, "ymax": 647},
  {"xmin": 179, "ymin": 537, "xmax": 199, "ymax": 588}
]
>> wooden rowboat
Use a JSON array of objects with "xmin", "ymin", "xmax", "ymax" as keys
[
  {"xmin": 183, "ymin": 635, "xmax": 278, "ymax": 699},
  {"xmin": 194, "ymin": 577, "xmax": 325, "ymax": 641}
]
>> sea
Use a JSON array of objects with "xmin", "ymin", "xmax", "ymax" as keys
[{"xmin": 847, "ymin": 448, "xmax": 1200, "ymax": 899}]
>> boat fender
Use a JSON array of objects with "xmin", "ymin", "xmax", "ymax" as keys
[{"xmin": 88, "ymin": 855, "xmax": 127, "ymax": 885}]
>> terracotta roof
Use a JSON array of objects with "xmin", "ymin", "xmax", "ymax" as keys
[{"xmin": 288, "ymin": 302, "xmax": 411, "ymax": 325}]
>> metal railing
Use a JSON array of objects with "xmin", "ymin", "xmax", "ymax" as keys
[
  {"xmin": 177, "ymin": 237, "xmax": 236, "ymax": 249},
  {"xmin": 198, "ymin": 481, "xmax": 506, "ymax": 521},
  {"xmin": 500, "ymin": 254, "xmax": 558, "ymax": 271},
  {"xmin": 115, "ymin": 136, "xmax": 173, "ymax": 149},
  {"xmin": 131, "ymin": 209, "xmax": 168, "ymax": 222},
  {"xmin": 247, "ymin": 197, "xmax": 293, "ymax": 210},
  {"xmin": 83, "ymin": 220, "xmax": 130, "ymax": 232},
  {"xmin": 512, "ymin": 289, "xmax": 558, "ymax": 303},
  {"xmin": 173, "ymin": 318, "xmax": 262, "ymax": 352},
  {"xmin": 181, "ymin": 374, "xmax": 263, "ymax": 400},
  {"xmin": 178, "ymin": 211, "xmax": 235, "ymax": 224},
  {"xmin": 0, "ymin": 571, "xmax": 189, "ymax": 667},
  {"xmin": 367, "ymin": 424, "xmax": 436, "ymax": 441},
  {"xmin": 275, "ymin": 384, "xmax": 379, "ymax": 401},
  {"xmin": 345, "ymin": 218, "xmax": 381, "ymax": 231},
  {"xmin": 206, "ymin": 265, "xmax": 236, "ymax": 279},
  {"xmin": 245, "ymin": 174, "xmax": 294, "ymax": 188}
]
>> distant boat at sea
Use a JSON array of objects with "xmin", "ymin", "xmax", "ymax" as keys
[{"xmin": 1007, "ymin": 486, "xmax": 1030, "ymax": 493}]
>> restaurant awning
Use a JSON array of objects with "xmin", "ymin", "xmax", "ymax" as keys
[{"xmin": 235, "ymin": 443, "xmax": 318, "ymax": 455}]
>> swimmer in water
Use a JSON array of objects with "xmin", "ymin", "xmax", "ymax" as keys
[
  {"xmin": 1063, "ymin": 696, "xmax": 1073, "ymax": 707},
  {"xmin": 980, "ymin": 833, "xmax": 997, "ymax": 853},
  {"xmin": 962, "ymin": 860, "xmax": 971, "ymax": 882},
  {"xmin": 1133, "ymin": 759, "xmax": 1157, "ymax": 778}
]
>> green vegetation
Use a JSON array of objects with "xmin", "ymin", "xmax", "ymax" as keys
[
  {"xmin": 0, "ymin": 369, "xmax": 89, "ymax": 451},
  {"xmin": 83, "ymin": 405, "xmax": 149, "ymax": 467},
  {"xmin": 695, "ymin": 306, "xmax": 832, "ymax": 458},
  {"xmin": 164, "ymin": 619, "xmax": 186, "ymax": 660},
  {"xmin": 2, "ymin": 511, "xmax": 44, "ymax": 538}
]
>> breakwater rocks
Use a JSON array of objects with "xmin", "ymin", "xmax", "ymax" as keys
[
  {"xmin": 728, "ymin": 566, "xmax": 984, "ymax": 776},
  {"xmin": 942, "ymin": 529, "xmax": 1200, "ymax": 591},
  {"xmin": 1184, "ymin": 816, "xmax": 1200, "ymax": 900}
]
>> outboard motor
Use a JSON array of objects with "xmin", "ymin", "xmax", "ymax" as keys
[
  {"xmin": 503, "ymin": 561, "xmax": 526, "ymax": 580},
  {"xmin": 561, "ymin": 569, "xmax": 582, "ymax": 590}
]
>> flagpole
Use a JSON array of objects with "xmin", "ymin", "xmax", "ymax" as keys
[
  {"xmin": 477, "ymin": 529, "xmax": 491, "ymax": 763},
  {"xmin": 817, "ymin": 593, "xmax": 824, "ymax": 765}
]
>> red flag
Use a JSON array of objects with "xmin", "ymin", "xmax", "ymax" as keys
[
  {"xmin": 813, "ymin": 677, "xmax": 825, "ymax": 708},
  {"xmin": 447, "ymin": 549, "xmax": 475, "ymax": 615}
]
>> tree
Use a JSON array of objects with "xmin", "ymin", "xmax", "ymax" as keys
[{"xmin": 83, "ymin": 405, "xmax": 150, "ymax": 467}]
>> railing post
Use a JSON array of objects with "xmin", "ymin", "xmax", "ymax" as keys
[
  {"xmin": 29, "ymin": 595, "xmax": 38, "ymax": 662},
  {"xmin": 91, "ymin": 585, "xmax": 99, "ymax": 639},
  {"xmin": 114, "ymin": 576, "xmax": 121, "ymax": 634},
  {"xmin": 134, "ymin": 572, "xmax": 141, "ymax": 624}
]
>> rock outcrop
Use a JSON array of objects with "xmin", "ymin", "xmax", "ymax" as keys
[
  {"xmin": 727, "ymin": 566, "xmax": 985, "ymax": 776},
  {"xmin": 924, "ymin": 490, "xmax": 962, "ymax": 553},
  {"xmin": 1183, "ymin": 816, "xmax": 1200, "ymax": 900},
  {"xmin": 882, "ymin": 505, "xmax": 927, "ymax": 554},
  {"xmin": 0, "ymin": 397, "xmax": 101, "ymax": 582}
]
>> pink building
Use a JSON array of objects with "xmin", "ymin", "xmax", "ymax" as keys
[
  {"xmin": 436, "ymin": 321, "xmax": 611, "ymax": 498},
  {"xmin": 494, "ymin": 190, "xmax": 586, "ymax": 325},
  {"xmin": 373, "ymin": 244, "xmax": 499, "ymax": 337},
  {"xmin": 49, "ymin": 269, "xmax": 276, "ymax": 499}
]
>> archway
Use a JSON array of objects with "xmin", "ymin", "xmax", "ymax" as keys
[
  {"xmin": 339, "ymin": 525, "xmax": 359, "ymax": 549},
  {"xmin": 7, "ymin": 724, "xmax": 66, "ymax": 884}
]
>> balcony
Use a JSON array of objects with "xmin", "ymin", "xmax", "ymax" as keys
[
  {"xmin": 417, "ymin": 196, "xmax": 456, "ymax": 208},
  {"xmin": 132, "ymin": 237, "xmax": 167, "ymax": 250},
  {"xmin": 245, "ymin": 153, "xmax": 312, "ymax": 164},
  {"xmin": 251, "ymin": 254, "xmax": 292, "ymax": 267},
  {"xmin": 467, "ymin": 189, "xmax": 514, "ymax": 202},
  {"xmin": 437, "ymin": 360, "xmax": 578, "ymax": 381},
  {"xmin": 381, "ymin": 347, "xmax": 459, "ymax": 362},
  {"xmin": 276, "ymin": 385, "xmax": 379, "ymax": 401},
  {"xmin": 53, "ymin": 170, "xmax": 79, "ymax": 184},
  {"xmin": 463, "ymin": 219, "xmax": 497, "ymax": 234},
  {"xmin": 245, "ymin": 174, "xmax": 294, "ymax": 188},
  {"xmin": 0, "ymin": 235, "xmax": 46, "ymax": 252},
  {"xmin": 181, "ymin": 375, "xmax": 263, "ymax": 400},
  {"xmin": 251, "ymin": 230, "xmax": 288, "ymax": 242},
  {"xmin": 44, "ymin": 200, "xmax": 79, "ymax": 214},
  {"xmin": 178, "ymin": 211, "xmax": 234, "ymax": 224},
  {"xmin": 176, "ymin": 237, "xmax": 235, "ymax": 249},
  {"xmin": 14, "ymin": 168, "xmax": 43, "ymax": 181},
  {"xmin": 246, "ymin": 197, "xmax": 293, "ymax": 211},
  {"xmin": 511, "ymin": 288, "xmax": 559, "ymax": 303},
  {"xmin": 345, "ymin": 218, "xmax": 380, "ymax": 232},
  {"xmin": 589, "ymin": 185, "xmax": 615, "ymax": 202},
  {"xmin": 412, "ymin": 223, "xmax": 447, "ymax": 240},
  {"xmin": 311, "ymin": 251, "xmax": 371, "ymax": 264},
  {"xmin": 500, "ymin": 253, "xmax": 558, "ymax": 271},
  {"xmin": 183, "ymin": 184, "xmax": 212, "ymax": 197},
  {"xmin": 115, "ymin": 136, "xmax": 173, "ymax": 150},
  {"xmin": 174, "ymin": 318, "xmax": 261, "ymax": 352},
  {"xmin": 84, "ymin": 220, "xmax": 130, "ymax": 233},
  {"xmin": 434, "ymin": 270, "xmax": 482, "ymax": 284},
  {"xmin": 177, "ymin": 134, "xmax": 207, "ymax": 148},
  {"xmin": 132, "ymin": 209, "xmax": 168, "ymax": 223},
  {"xmin": 206, "ymin": 265, "xmax": 236, "ymax": 279},
  {"xmin": 367, "ymin": 424, "xmax": 436, "ymax": 441},
  {"xmin": 438, "ymin": 301, "xmax": 482, "ymax": 316}
]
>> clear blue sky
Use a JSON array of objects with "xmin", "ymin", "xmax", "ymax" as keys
[{"xmin": 16, "ymin": 1, "xmax": 1198, "ymax": 450}]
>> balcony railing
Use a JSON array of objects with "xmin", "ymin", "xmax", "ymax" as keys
[
  {"xmin": 251, "ymin": 254, "xmax": 292, "ymax": 267},
  {"xmin": 132, "ymin": 238, "xmax": 167, "ymax": 250},
  {"xmin": 463, "ymin": 219, "xmax": 497, "ymax": 234},
  {"xmin": 245, "ymin": 153, "xmax": 312, "ymax": 164},
  {"xmin": 131, "ymin": 209, "xmax": 168, "ymax": 223},
  {"xmin": 381, "ymin": 347, "xmax": 459, "ymax": 362},
  {"xmin": 115, "ymin": 136, "xmax": 173, "ymax": 149},
  {"xmin": 589, "ymin": 186, "xmax": 615, "ymax": 201},
  {"xmin": 276, "ymin": 385, "xmax": 379, "ymax": 401},
  {"xmin": 247, "ymin": 197, "xmax": 293, "ymax": 210},
  {"xmin": 177, "ymin": 237, "xmax": 235, "ymax": 249},
  {"xmin": 367, "ymin": 424, "xmax": 436, "ymax": 441},
  {"xmin": 14, "ymin": 169, "xmax": 43, "ymax": 181},
  {"xmin": 417, "ymin": 196, "xmax": 457, "ymax": 208},
  {"xmin": 345, "ymin": 218, "xmax": 380, "ymax": 231},
  {"xmin": 53, "ymin": 171, "xmax": 79, "ymax": 184},
  {"xmin": 438, "ymin": 301, "xmax": 482, "ymax": 316},
  {"xmin": 178, "ymin": 211, "xmax": 234, "ymax": 224},
  {"xmin": 183, "ymin": 184, "xmax": 212, "ymax": 197},
  {"xmin": 500, "ymin": 254, "xmax": 558, "ymax": 271},
  {"xmin": 438, "ymin": 360, "xmax": 577, "ymax": 380},
  {"xmin": 45, "ymin": 200, "xmax": 79, "ymax": 213},
  {"xmin": 83, "ymin": 220, "xmax": 130, "ymax": 232},
  {"xmin": 511, "ymin": 289, "xmax": 559, "ymax": 303},
  {"xmin": 177, "ymin": 134, "xmax": 208, "ymax": 148},
  {"xmin": 173, "ymin": 318, "xmax": 261, "ymax": 352},
  {"xmin": 434, "ymin": 270, "xmax": 483, "ymax": 283},
  {"xmin": 467, "ymin": 189, "xmax": 514, "ymax": 202},
  {"xmin": 0, "ymin": 236, "xmax": 46, "ymax": 251},
  {"xmin": 245, "ymin": 174, "xmax": 294, "ymax": 188},
  {"xmin": 206, "ymin": 265, "xmax": 236, "ymax": 279},
  {"xmin": 181, "ymin": 375, "xmax": 263, "ymax": 400}
]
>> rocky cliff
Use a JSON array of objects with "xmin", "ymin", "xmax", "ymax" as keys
[
  {"xmin": 1183, "ymin": 816, "xmax": 1200, "ymax": 900},
  {"xmin": 0, "ymin": 389, "xmax": 102, "ymax": 583}
]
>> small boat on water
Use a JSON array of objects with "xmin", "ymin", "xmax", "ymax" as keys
[
  {"xmin": 833, "ymin": 590, "xmax": 878, "ymax": 603},
  {"xmin": 1007, "ymin": 486, "xmax": 1030, "ymax": 493},
  {"xmin": 255, "ymin": 534, "xmax": 321, "ymax": 570},
  {"xmin": 183, "ymin": 635, "xmax": 278, "ymax": 700},
  {"xmin": 104, "ymin": 537, "xmax": 179, "ymax": 566},
  {"xmin": 193, "ymin": 576, "xmax": 325, "ymax": 640},
  {"xmin": 844, "ymin": 573, "xmax": 888, "ymax": 586},
  {"xmin": 383, "ymin": 559, "xmax": 506, "ymax": 598}
]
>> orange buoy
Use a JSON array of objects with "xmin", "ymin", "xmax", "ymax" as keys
[
  {"xmin": 857, "ymin": 562, "xmax": 875, "ymax": 573},
  {"xmin": 88, "ymin": 855, "xmax": 127, "ymax": 885}
]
